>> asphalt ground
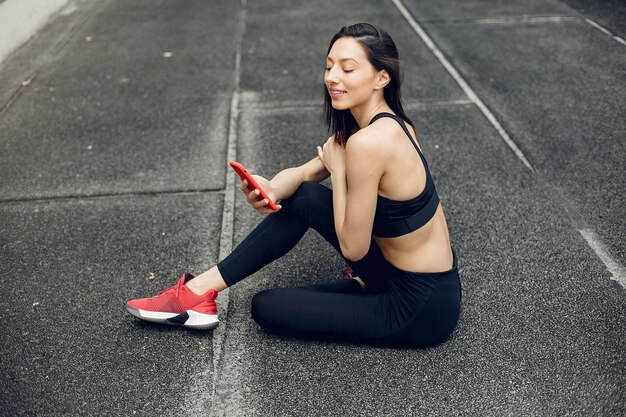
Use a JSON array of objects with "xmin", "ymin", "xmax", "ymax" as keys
[{"xmin": 0, "ymin": 0, "xmax": 624, "ymax": 416}]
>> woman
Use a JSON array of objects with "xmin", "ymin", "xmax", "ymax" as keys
[{"xmin": 126, "ymin": 23, "xmax": 461, "ymax": 348}]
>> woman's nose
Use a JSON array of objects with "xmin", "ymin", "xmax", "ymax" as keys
[{"xmin": 325, "ymin": 66, "xmax": 339, "ymax": 84}]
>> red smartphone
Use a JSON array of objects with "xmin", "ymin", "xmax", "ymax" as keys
[{"xmin": 229, "ymin": 161, "xmax": 279, "ymax": 211}]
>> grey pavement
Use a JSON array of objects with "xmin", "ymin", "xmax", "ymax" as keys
[{"xmin": 1, "ymin": 0, "xmax": 624, "ymax": 416}]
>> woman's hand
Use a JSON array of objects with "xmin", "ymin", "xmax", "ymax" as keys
[
  {"xmin": 239, "ymin": 175, "xmax": 282, "ymax": 214},
  {"xmin": 317, "ymin": 136, "xmax": 346, "ymax": 177}
]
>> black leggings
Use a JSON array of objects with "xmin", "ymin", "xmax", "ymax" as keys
[{"xmin": 216, "ymin": 181, "xmax": 461, "ymax": 348}]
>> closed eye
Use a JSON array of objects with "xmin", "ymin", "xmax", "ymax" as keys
[
  {"xmin": 325, "ymin": 65, "xmax": 354, "ymax": 73},
  {"xmin": 325, "ymin": 68, "xmax": 354, "ymax": 73}
]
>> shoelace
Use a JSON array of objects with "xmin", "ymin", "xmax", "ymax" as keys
[{"xmin": 156, "ymin": 274, "xmax": 187, "ymax": 298}]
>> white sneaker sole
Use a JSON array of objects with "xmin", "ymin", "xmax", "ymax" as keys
[{"xmin": 126, "ymin": 304, "xmax": 219, "ymax": 330}]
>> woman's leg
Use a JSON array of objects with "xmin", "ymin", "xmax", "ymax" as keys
[
  {"xmin": 250, "ymin": 284, "xmax": 391, "ymax": 344},
  {"xmin": 189, "ymin": 181, "xmax": 390, "ymax": 293},
  {"xmin": 251, "ymin": 265, "xmax": 462, "ymax": 347}
]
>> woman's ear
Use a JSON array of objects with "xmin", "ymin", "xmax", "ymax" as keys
[{"xmin": 374, "ymin": 69, "xmax": 391, "ymax": 90}]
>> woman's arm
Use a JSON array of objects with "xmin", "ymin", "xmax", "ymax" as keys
[
  {"xmin": 303, "ymin": 155, "xmax": 331, "ymax": 183},
  {"xmin": 269, "ymin": 155, "xmax": 330, "ymax": 201}
]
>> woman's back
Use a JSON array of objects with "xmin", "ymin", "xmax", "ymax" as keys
[{"xmin": 361, "ymin": 114, "xmax": 453, "ymax": 273}]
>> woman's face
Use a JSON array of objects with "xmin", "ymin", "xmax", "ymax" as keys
[{"xmin": 325, "ymin": 37, "xmax": 380, "ymax": 110}]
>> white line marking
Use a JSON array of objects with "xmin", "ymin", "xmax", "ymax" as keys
[
  {"xmin": 584, "ymin": 18, "xmax": 626, "ymax": 47},
  {"xmin": 209, "ymin": 51, "xmax": 240, "ymax": 409},
  {"xmin": 185, "ymin": 2, "xmax": 246, "ymax": 416},
  {"xmin": 393, "ymin": 0, "xmax": 626, "ymax": 287},
  {"xmin": 614, "ymin": 36, "xmax": 626, "ymax": 46},
  {"xmin": 579, "ymin": 228, "xmax": 626, "ymax": 288},
  {"xmin": 405, "ymin": 99, "xmax": 474, "ymax": 107},
  {"xmin": 242, "ymin": 104, "xmax": 321, "ymax": 113},
  {"xmin": 421, "ymin": 15, "xmax": 580, "ymax": 25},
  {"xmin": 240, "ymin": 99, "xmax": 473, "ymax": 113},
  {"xmin": 208, "ymin": 2, "xmax": 248, "ymax": 416},
  {"xmin": 584, "ymin": 18, "xmax": 612, "ymax": 36},
  {"xmin": 471, "ymin": 16, "xmax": 578, "ymax": 25},
  {"xmin": 542, "ymin": 180, "xmax": 626, "ymax": 289},
  {"xmin": 391, "ymin": 0, "xmax": 535, "ymax": 173}
]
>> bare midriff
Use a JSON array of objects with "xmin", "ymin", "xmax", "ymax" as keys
[{"xmin": 373, "ymin": 204, "xmax": 454, "ymax": 273}]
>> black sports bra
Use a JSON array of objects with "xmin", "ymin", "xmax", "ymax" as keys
[{"xmin": 369, "ymin": 112, "xmax": 440, "ymax": 238}]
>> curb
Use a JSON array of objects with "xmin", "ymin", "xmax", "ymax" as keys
[{"xmin": 0, "ymin": 0, "xmax": 70, "ymax": 65}]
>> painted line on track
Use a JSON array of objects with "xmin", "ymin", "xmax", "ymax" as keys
[
  {"xmin": 0, "ymin": 188, "xmax": 222, "ymax": 205},
  {"xmin": 584, "ymin": 18, "xmax": 626, "ymax": 47},
  {"xmin": 392, "ymin": 0, "xmax": 625, "ymax": 288},
  {"xmin": 579, "ymin": 228, "xmax": 626, "ymax": 287},
  {"xmin": 405, "ymin": 98, "xmax": 474, "ymax": 108},
  {"xmin": 208, "ymin": 46, "xmax": 243, "ymax": 417},
  {"xmin": 584, "ymin": 17, "xmax": 612, "ymax": 36},
  {"xmin": 184, "ymin": 1, "xmax": 246, "ymax": 416},
  {"xmin": 239, "ymin": 98, "xmax": 474, "ymax": 114},
  {"xmin": 471, "ymin": 16, "xmax": 578, "ymax": 24},
  {"xmin": 415, "ymin": 14, "xmax": 626, "ymax": 48},
  {"xmin": 539, "ymin": 177, "xmax": 626, "ymax": 288},
  {"xmin": 196, "ymin": 1, "xmax": 248, "ymax": 416},
  {"xmin": 391, "ymin": 0, "xmax": 535, "ymax": 173},
  {"xmin": 422, "ymin": 15, "xmax": 579, "ymax": 25}
]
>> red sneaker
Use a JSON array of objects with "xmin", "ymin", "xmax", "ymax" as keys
[{"xmin": 126, "ymin": 273, "xmax": 219, "ymax": 329}]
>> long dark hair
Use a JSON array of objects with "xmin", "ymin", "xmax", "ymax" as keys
[{"xmin": 323, "ymin": 23, "xmax": 417, "ymax": 147}]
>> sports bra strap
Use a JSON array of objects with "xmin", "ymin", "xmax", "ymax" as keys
[{"xmin": 368, "ymin": 112, "xmax": 423, "ymax": 155}]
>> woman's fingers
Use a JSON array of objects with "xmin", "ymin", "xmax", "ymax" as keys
[
  {"xmin": 247, "ymin": 188, "xmax": 260, "ymax": 203},
  {"xmin": 246, "ymin": 188, "xmax": 269, "ymax": 209},
  {"xmin": 257, "ymin": 203, "xmax": 282, "ymax": 214},
  {"xmin": 240, "ymin": 181, "xmax": 260, "ymax": 203},
  {"xmin": 237, "ymin": 178, "xmax": 281, "ymax": 214},
  {"xmin": 252, "ymin": 194, "xmax": 282, "ymax": 213},
  {"xmin": 253, "ymin": 197, "xmax": 269, "ymax": 209},
  {"xmin": 253, "ymin": 197, "xmax": 279, "ymax": 211}
]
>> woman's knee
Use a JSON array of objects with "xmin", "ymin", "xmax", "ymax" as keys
[
  {"xmin": 280, "ymin": 181, "xmax": 331, "ymax": 223},
  {"xmin": 250, "ymin": 288, "xmax": 280, "ymax": 326}
]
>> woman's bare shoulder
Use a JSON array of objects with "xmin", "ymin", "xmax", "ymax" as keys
[{"xmin": 348, "ymin": 119, "xmax": 401, "ymax": 153}]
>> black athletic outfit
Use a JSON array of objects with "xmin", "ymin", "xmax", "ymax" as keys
[{"xmin": 217, "ymin": 112, "xmax": 461, "ymax": 348}]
